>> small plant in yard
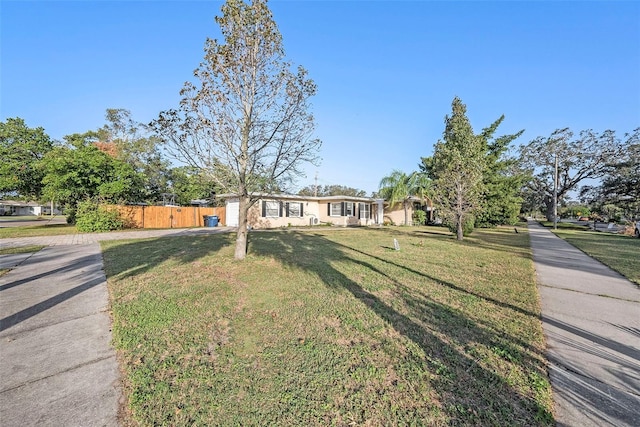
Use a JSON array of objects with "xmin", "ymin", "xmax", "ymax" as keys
[{"xmin": 103, "ymin": 226, "xmax": 554, "ymax": 426}]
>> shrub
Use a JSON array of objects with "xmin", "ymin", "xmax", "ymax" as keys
[
  {"xmin": 447, "ymin": 217, "xmax": 475, "ymax": 236},
  {"xmin": 412, "ymin": 210, "xmax": 427, "ymax": 225},
  {"xmin": 75, "ymin": 200, "xmax": 125, "ymax": 232}
]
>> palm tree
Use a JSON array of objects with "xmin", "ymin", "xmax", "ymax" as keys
[{"xmin": 379, "ymin": 170, "xmax": 431, "ymax": 225}]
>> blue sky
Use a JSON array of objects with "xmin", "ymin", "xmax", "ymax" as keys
[{"xmin": 2, "ymin": 0, "xmax": 639, "ymax": 195}]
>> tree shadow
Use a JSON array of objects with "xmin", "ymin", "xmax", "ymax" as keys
[
  {"xmin": 250, "ymin": 230, "xmax": 554, "ymax": 424},
  {"xmin": 100, "ymin": 234, "xmax": 235, "ymax": 280},
  {"xmin": 0, "ymin": 247, "xmax": 106, "ymax": 333},
  {"xmin": 370, "ymin": 225, "xmax": 534, "ymax": 260}
]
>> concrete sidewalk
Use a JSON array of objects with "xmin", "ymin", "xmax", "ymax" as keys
[
  {"xmin": 0, "ymin": 244, "xmax": 120, "ymax": 426},
  {"xmin": 528, "ymin": 221, "xmax": 640, "ymax": 427}
]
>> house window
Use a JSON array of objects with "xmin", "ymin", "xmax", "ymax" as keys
[
  {"xmin": 286, "ymin": 202, "xmax": 303, "ymax": 218},
  {"xmin": 330, "ymin": 202, "xmax": 342, "ymax": 217},
  {"xmin": 262, "ymin": 200, "xmax": 280, "ymax": 218},
  {"xmin": 329, "ymin": 201, "xmax": 360, "ymax": 217},
  {"xmin": 345, "ymin": 202, "xmax": 354, "ymax": 216},
  {"xmin": 359, "ymin": 203, "xmax": 370, "ymax": 219}
]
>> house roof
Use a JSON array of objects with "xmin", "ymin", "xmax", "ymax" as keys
[
  {"xmin": 216, "ymin": 193, "xmax": 382, "ymax": 203},
  {"xmin": 0, "ymin": 200, "xmax": 43, "ymax": 207}
]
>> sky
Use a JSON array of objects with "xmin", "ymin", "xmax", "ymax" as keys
[{"xmin": 2, "ymin": 0, "xmax": 639, "ymax": 196}]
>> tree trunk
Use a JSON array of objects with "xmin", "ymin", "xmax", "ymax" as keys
[
  {"xmin": 234, "ymin": 195, "xmax": 249, "ymax": 260},
  {"xmin": 456, "ymin": 214, "xmax": 464, "ymax": 241},
  {"xmin": 543, "ymin": 196, "xmax": 554, "ymax": 222}
]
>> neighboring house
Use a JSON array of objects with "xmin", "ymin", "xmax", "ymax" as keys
[
  {"xmin": 383, "ymin": 196, "xmax": 435, "ymax": 226},
  {"xmin": 220, "ymin": 193, "xmax": 385, "ymax": 229},
  {"xmin": 0, "ymin": 200, "xmax": 62, "ymax": 216}
]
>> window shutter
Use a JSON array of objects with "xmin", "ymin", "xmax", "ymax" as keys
[
  {"xmin": 341, "ymin": 202, "xmax": 345, "ymax": 216},
  {"xmin": 300, "ymin": 203, "xmax": 304, "ymax": 217},
  {"xmin": 285, "ymin": 202, "xmax": 290, "ymax": 217},
  {"xmin": 279, "ymin": 202, "xmax": 283, "ymax": 217},
  {"xmin": 328, "ymin": 203, "xmax": 331, "ymax": 215},
  {"xmin": 261, "ymin": 201, "xmax": 266, "ymax": 217},
  {"xmin": 358, "ymin": 203, "xmax": 361, "ymax": 219}
]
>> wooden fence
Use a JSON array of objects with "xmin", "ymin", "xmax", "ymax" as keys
[{"xmin": 109, "ymin": 205, "xmax": 226, "ymax": 229}]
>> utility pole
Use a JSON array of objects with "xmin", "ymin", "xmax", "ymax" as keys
[
  {"xmin": 314, "ymin": 171, "xmax": 318, "ymax": 197},
  {"xmin": 553, "ymin": 153, "xmax": 558, "ymax": 230}
]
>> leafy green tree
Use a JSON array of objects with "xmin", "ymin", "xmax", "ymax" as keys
[
  {"xmin": 519, "ymin": 128, "xmax": 623, "ymax": 221},
  {"xmin": 378, "ymin": 170, "xmax": 430, "ymax": 226},
  {"xmin": 298, "ymin": 184, "xmax": 367, "ymax": 197},
  {"xmin": 594, "ymin": 129, "xmax": 640, "ymax": 217},
  {"xmin": 169, "ymin": 166, "xmax": 221, "ymax": 206},
  {"xmin": 150, "ymin": 0, "xmax": 321, "ymax": 260},
  {"xmin": 97, "ymin": 108, "xmax": 171, "ymax": 203},
  {"xmin": 0, "ymin": 117, "xmax": 53, "ymax": 199},
  {"xmin": 41, "ymin": 132, "xmax": 144, "ymax": 222},
  {"xmin": 428, "ymin": 97, "xmax": 484, "ymax": 240}
]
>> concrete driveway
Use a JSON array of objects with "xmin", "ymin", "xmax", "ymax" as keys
[{"xmin": 0, "ymin": 226, "xmax": 232, "ymax": 426}]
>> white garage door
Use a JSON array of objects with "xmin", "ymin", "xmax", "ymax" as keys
[{"xmin": 226, "ymin": 199, "xmax": 239, "ymax": 227}]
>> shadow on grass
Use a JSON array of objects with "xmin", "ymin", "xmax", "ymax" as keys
[
  {"xmin": 371, "ymin": 226, "xmax": 534, "ymax": 260},
  {"xmin": 100, "ymin": 234, "xmax": 235, "ymax": 280},
  {"xmin": 250, "ymin": 230, "xmax": 553, "ymax": 425},
  {"xmin": 99, "ymin": 229, "xmax": 552, "ymax": 424}
]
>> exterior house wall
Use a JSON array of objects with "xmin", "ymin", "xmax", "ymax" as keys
[
  {"xmin": 319, "ymin": 199, "xmax": 376, "ymax": 227},
  {"xmin": 383, "ymin": 204, "xmax": 414, "ymax": 226},
  {"xmin": 248, "ymin": 198, "xmax": 321, "ymax": 229},
  {"xmin": 223, "ymin": 194, "xmax": 380, "ymax": 229}
]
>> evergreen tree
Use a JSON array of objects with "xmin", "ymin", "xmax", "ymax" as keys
[
  {"xmin": 475, "ymin": 117, "xmax": 524, "ymax": 227},
  {"xmin": 429, "ymin": 97, "xmax": 484, "ymax": 240}
]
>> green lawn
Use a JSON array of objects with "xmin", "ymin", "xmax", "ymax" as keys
[
  {"xmin": 538, "ymin": 221, "xmax": 589, "ymax": 231},
  {"xmin": 0, "ymin": 223, "xmax": 77, "ymax": 239},
  {"xmin": 102, "ymin": 226, "xmax": 553, "ymax": 426},
  {"xmin": 552, "ymin": 229, "xmax": 640, "ymax": 286}
]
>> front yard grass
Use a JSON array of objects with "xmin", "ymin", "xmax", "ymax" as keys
[
  {"xmin": 0, "ymin": 223, "xmax": 77, "ymax": 239},
  {"xmin": 552, "ymin": 229, "xmax": 640, "ymax": 286},
  {"xmin": 538, "ymin": 221, "xmax": 588, "ymax": 230},
  {"xmin": 102, "ymin": 226, "xmax": 554, "ymax": 426}
]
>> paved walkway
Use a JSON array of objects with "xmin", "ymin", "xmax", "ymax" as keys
[
  {"xmin": 0, "ymin": 227, "xmax": 231, "ymax": 426},
  {"xmin": 528, "ymin": 221, "xmax": 640, "ymax": 427}
]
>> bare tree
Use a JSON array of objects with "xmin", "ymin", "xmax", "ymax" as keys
[{"xmin": 150, "ymin": 0, "xmax": 321, "ymax": 259}]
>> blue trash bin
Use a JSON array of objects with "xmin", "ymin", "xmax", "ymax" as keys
[{"xmin": 203, "ymin": 215, "xmax": 219, "ymax": 227}]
